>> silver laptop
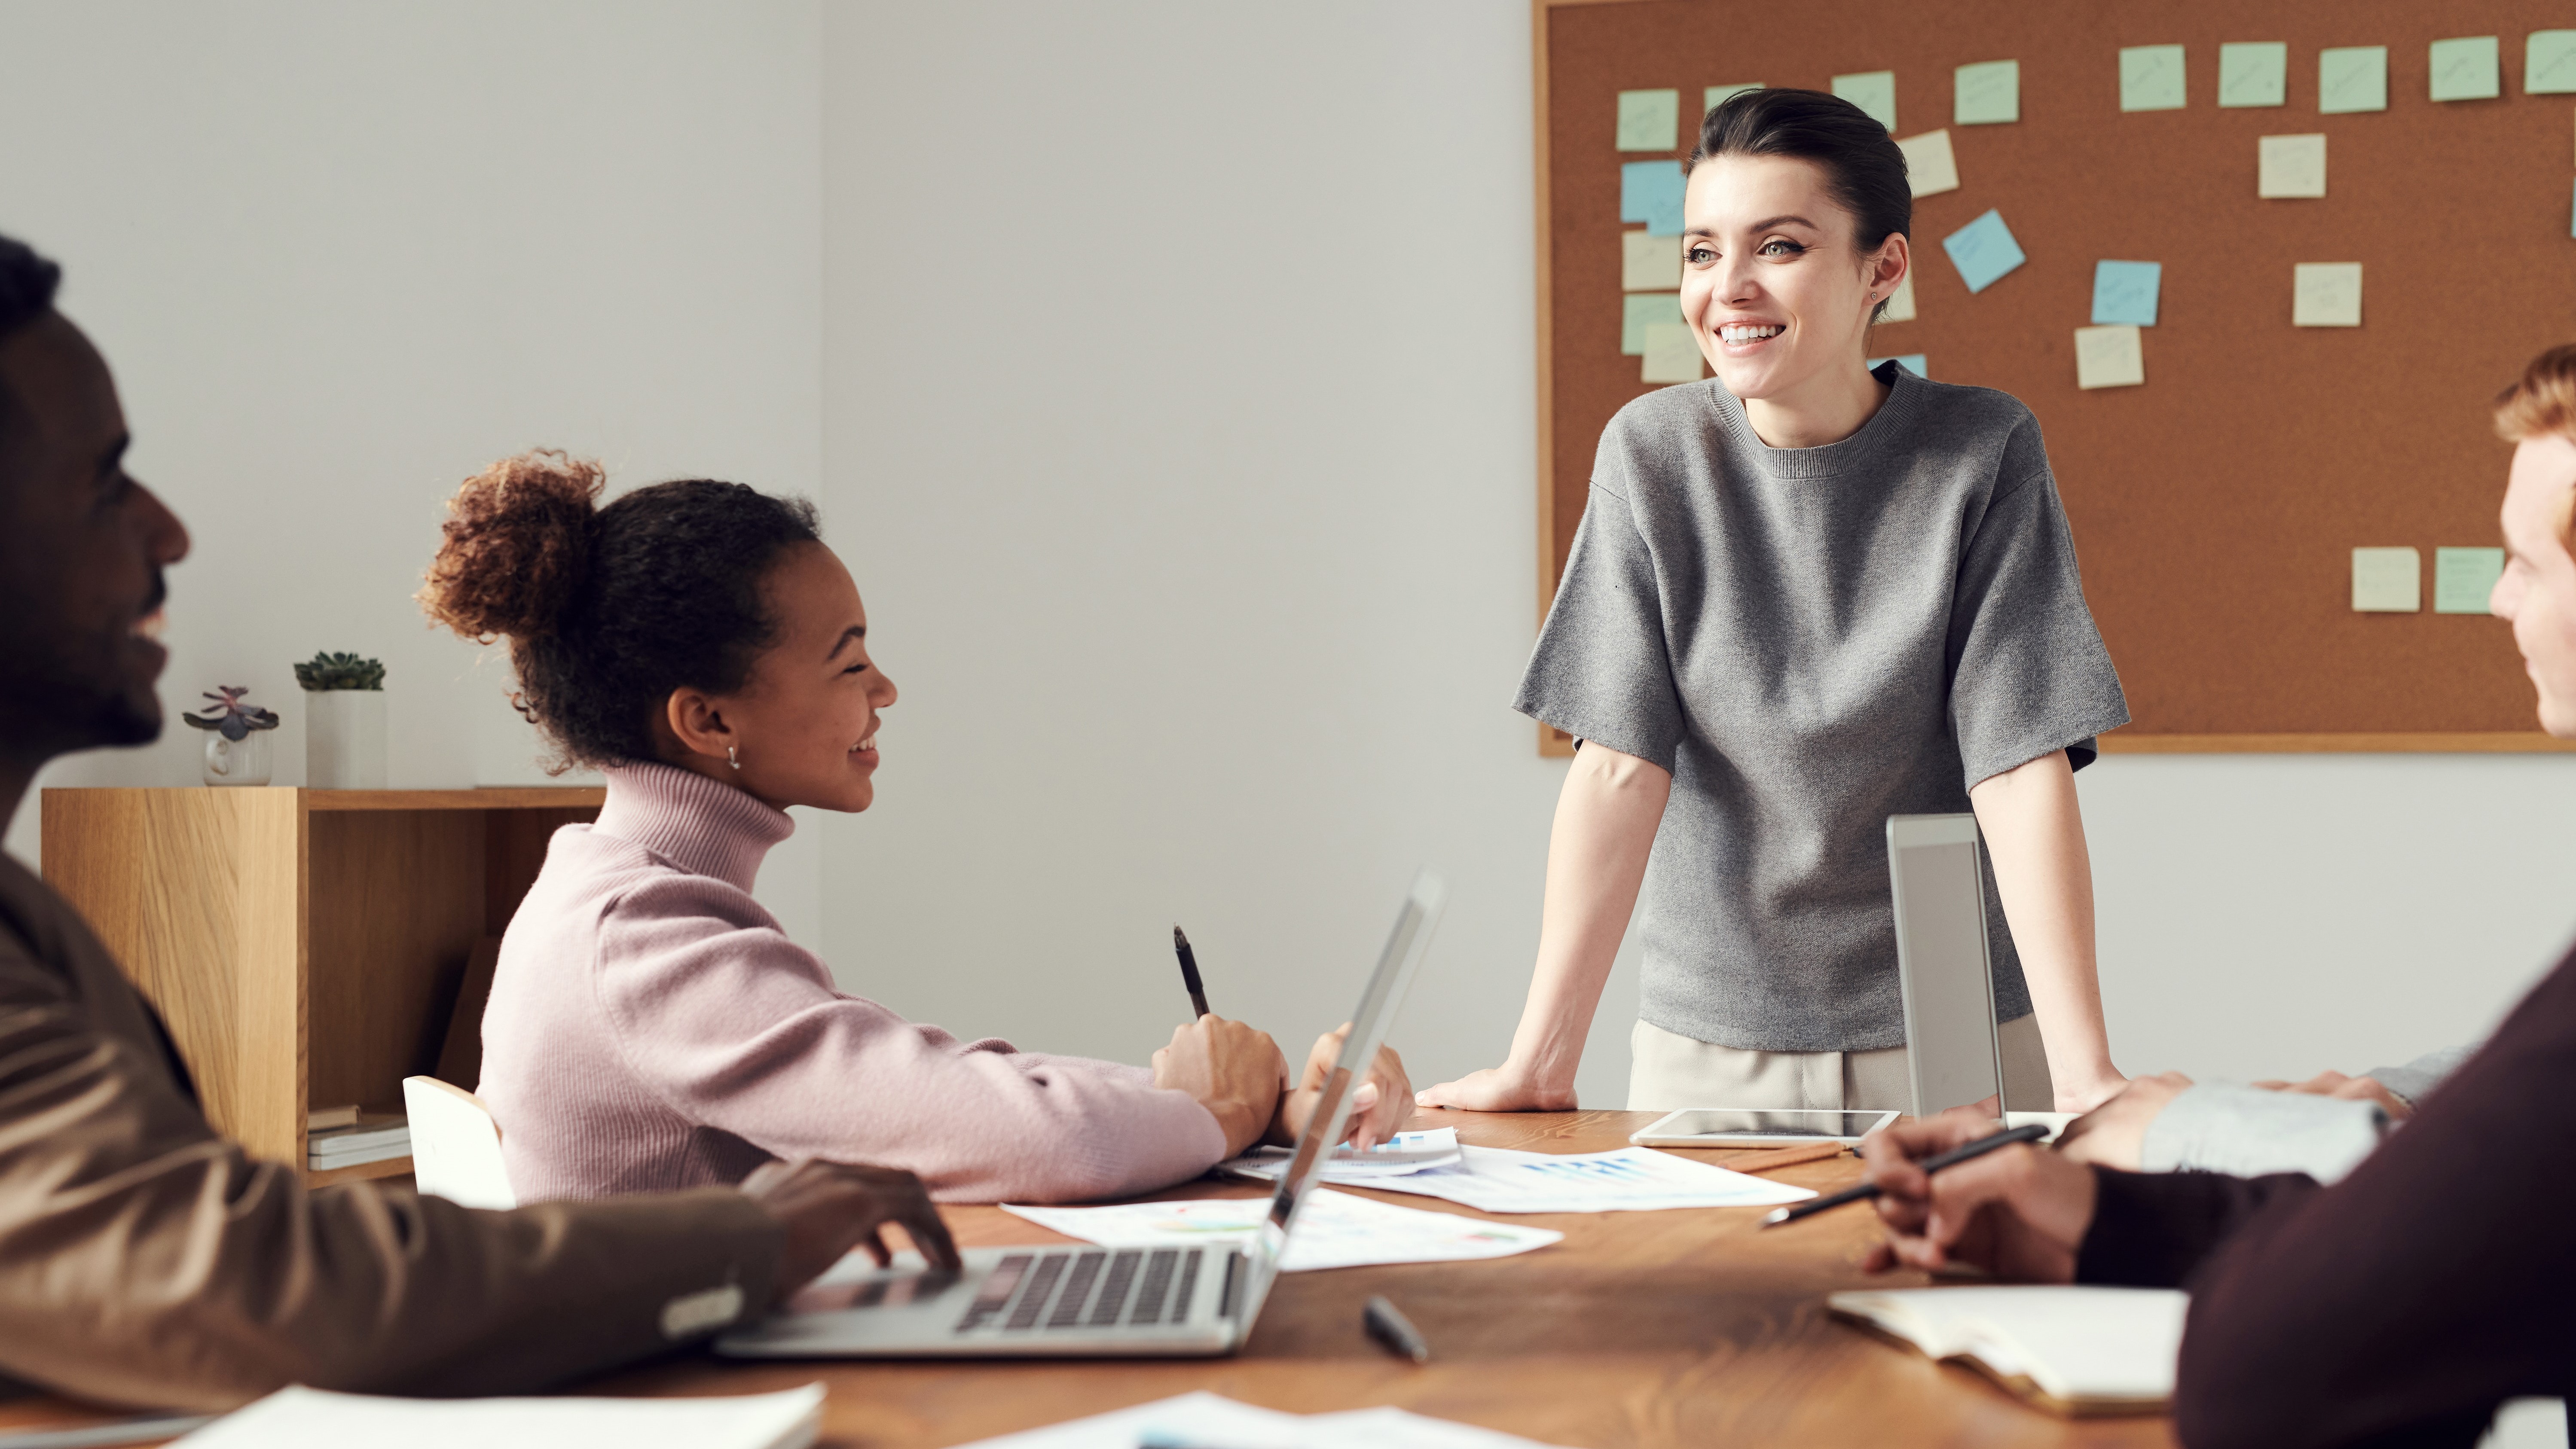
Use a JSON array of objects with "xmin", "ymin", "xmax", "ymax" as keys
[
  {"xmin": 1886, "ymin": 814, "xmax": 2005, "ymax": 1121},
  {"xmin": 715, "ymin": 871, "xmax": 1447, "ymax": 1359}
]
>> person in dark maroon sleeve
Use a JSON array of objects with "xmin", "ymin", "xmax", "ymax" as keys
[{"xmin": 1852, "ymin": 344, "xmax": 2576, "ymax": 1449}]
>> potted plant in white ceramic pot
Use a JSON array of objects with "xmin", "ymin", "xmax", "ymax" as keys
[
  {"xmin": 294, "ymin": 651, "xmax": 387, "ymax": 789},
  {"xmin": 183, "ymin": 687, "xmax": 282, "ymax": 785}
]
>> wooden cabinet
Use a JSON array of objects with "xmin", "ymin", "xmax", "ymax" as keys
[{"xmin": 40, "ymin": 787, "xmax": 600, "ymax": 1185}]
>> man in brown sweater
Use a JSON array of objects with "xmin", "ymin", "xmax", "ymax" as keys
[
  {"xmin": 1859, "ymin": 345, "xmax": 2576, "ymax": 1447},
  {"xmin": 0, "ymin": 233, "xmax": 958, "ymax": 1410}
]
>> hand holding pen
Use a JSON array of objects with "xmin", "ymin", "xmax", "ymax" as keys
[
  {"xmin": 1855, "ymin": 1110, "xmax": 2099, "ymax": 1284},
  {"xmin": 1168, "ymin": 926, "xmax": 1412, "ymax": 1151}
]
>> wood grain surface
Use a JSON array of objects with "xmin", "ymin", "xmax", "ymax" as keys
[{"xmin": 1537, "ymin": 0, "xmax": 2576, "ymax": 745}]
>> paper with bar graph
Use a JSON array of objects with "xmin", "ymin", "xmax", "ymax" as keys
[{"xmin": 1344, "ymin": 1145, "xmax": 1814, "ymax": 1214}]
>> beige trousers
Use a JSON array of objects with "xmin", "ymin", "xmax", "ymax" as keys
[{"xmin": 1627, "ymin": 1015, "xmax": 2054, "ymax": 1113}]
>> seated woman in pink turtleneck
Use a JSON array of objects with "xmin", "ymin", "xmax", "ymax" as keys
[{"xmin": 419, "ymin": 451, "xmax": 1408, "ymax": 1205}]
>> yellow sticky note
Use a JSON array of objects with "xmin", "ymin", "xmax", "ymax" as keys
[
  {"xmin": 2352, "ymin": 547, "xmax": 2421, "ymax": 612},
  {"xmin": 2258, "ymin": 134, "xmax": 2326, "ymax": 198},
  {"xmin": 1640, "ymin": 322, "xmax": 1705, "ymax": 383},
  {"xmin": 1616, "ymin": 90, "xmax": 1681, "ymax": 151},
  {"xmin": 1880, "ymin": 270, "xmax": 1917, "ymax": 323},
  {"xmin": 1895, "ymin": 129, "xmax": 1959, "ymax": 197},
  {"xmin": 2073, "ymin": 325, "xmax": 2145, "ymax": 389},
  {"xmin": 2294, "ymin": 263, "xmax": 2363, "ymax": 326},
  {"xmin": 1621, "ymin": 231, "xmax": 1681, "ymax": 291}
]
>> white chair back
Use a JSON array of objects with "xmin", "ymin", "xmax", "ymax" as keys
[{"xmin": 401, "ymin": 1075, "xmax": 517, "ymax": 1210}]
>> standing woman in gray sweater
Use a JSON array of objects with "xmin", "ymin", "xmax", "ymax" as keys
[{"xmin": 1424, "ymin": 88, "xmax": 2132, "ymax": 1117}]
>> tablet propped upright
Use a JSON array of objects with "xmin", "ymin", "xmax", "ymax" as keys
[{"xmin": 1887, "ymin": 814, "xmax": 2005, "ymax": 1120}]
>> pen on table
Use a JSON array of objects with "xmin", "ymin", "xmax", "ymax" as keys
[
  {"xmin": 1760, "ymin": 1121, "xmax": 2051, "ymax": 1228},
  {"xmin": 0, "ymin": 1415, "xmax": 216, "ymax": 1449},
  {"xmin": 1171, "ymin": 925, "xmax": 1211, "ymax": 1020},
  {"xmin": 1363, "ymin": 1293, "xmax": 1430, "ymax": 1364}
]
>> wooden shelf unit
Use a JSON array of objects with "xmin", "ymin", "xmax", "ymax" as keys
[{"xmin": 40, "ymin": 787, "xmax": 601, "ymax": 1184}]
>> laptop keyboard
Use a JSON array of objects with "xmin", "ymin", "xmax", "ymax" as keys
[{"xmin": 954, "ymin": 1247, "xmax": 1209, "ymax": 1334}]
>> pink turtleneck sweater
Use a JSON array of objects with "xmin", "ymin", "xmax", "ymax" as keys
[{"xmin": 477, "ymin": 762, "xmax": 1227, "ymax": 1205}]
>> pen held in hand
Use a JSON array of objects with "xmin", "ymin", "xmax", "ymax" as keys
[
  {"xmin": 1760, "ymin": 1121, "xmax": 2051, "ymax": 1228},
  {"xmin": 1171, "ymin": 925, "xmax": 1211, "ymax": 1020}
]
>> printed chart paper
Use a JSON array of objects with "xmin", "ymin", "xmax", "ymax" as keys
[
  {"xmin": 955, "ymin": 1391, "xmax": 1581, "ymax": 1449},
  {"xmin": 1329, "ymin": 1145, "xmax": 1815, "ymax": 1214},
  {"xmin": 999, "ymin": 1189, "xmax": 1562, "ymax": 1273}
]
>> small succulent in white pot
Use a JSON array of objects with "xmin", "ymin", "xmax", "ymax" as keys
[
  {"xmin": 294, "ymin": 652, "xmax": 386, "ymax": 790},
  {"xmin": 183, "ymin": 687, "xmax": 281, "ymax": 786}
]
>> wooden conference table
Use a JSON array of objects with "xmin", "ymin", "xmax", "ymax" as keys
[{"xmin": 0, "ymin": 1109, "xmax": 2176, "ymax": 1448}]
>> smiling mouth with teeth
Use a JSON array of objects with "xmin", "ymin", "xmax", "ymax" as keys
[
  {"xmin": 1718, "ymin": 324, "xmax": 1785, "ymax": 344},
  {"xmin": 851, "ymin": 732, "xmax": 877, "ymax": 753}
]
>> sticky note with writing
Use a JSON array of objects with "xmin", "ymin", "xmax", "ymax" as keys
[
  {"xmin": 1832, "ymin": 70, "xmax": 1898, "ymax": 130},
  {"xmin": 2351, "ymin": 548, "xmax": 2421, "ymax": 613},
  {"xmin": 1622, "ymin": 293, "xmax": 1683, "ymax": 356},
  {"xmin": 1639, "ymin": 322, "xmax": 1704, "ymax": 383},
  {"xmin": 1622, "ymin": 231, "xmax": 1681, "ymax": 291},
  {"xmin": 2073, "ymin": 326, "xmax": 2145, "ymax": 389},
  {"xmin": 1943, "ymin": 209, "xmax": 2026, "ymax": 294},
  {"xmin": 1954, "ymin": 61, "xmax": 2019, "ymax": 124},
  {"xmin": 2121, "ymin": 46, "xmax": 2187, "ymax": 111},
  {"xmin": 2531, "ymin": 32, "xmax": 2576, "ymax": 94},
  {"xmin": 2258, "ymin": 134, "xmax": 2327, "ymax": 198},
  {"xmin": 1620, "ymin": 161, "xmax": 1687, "ymax": 236},
  {"xmin": 2435, "ymin": 548, "xmax": 2506, "ymax": 613},
  {"xmin": 2218, "ymin": 42, "xmax": 2287, "ymax": 107},
  {"xmin": 2429, "ymin": 37, "xmax": 2501, "ymax": 101},
  {"xmin": 2091, "ymin": 261, "xmax": 2161, "ymax": 326},
  {"xmin": 1896, "ymin": 129, "xmax": 1959, "ymax": 197},
  {"xmin": 2318, "ymin": 47, "xmax": 2388, "ymax": 114},
  {"xmin": 1616, "ymin": 90, "xmax": 1680, "ymax": 151},
  {"xmin": 2293, "ymin": 263, "xmax": 2362, "ymax": 326}
]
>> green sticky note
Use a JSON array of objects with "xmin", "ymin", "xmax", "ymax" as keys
[
  {"xmin": 1832, "ymin": 70, "xmax": 1897, "ymax": 130},
  {"xmin": 2121, "ymin": 45, "xmax": 2187, "ymax": 112},
  {"xmin": 2435, "ymin": 547, "xmax": 2506, "ymax": 613},
  {"xmin": 1622, "ymin": 293, "xmax": 1683, "ymax": 356},
  {"xmin": 2528, "ymin": 32, "xmax": 2576, "ymax": 94},
  {"xmin": 2430, "ymin": 37, "xmax": 2502, "ymax": 101},
  {"xmin": 1954, "ymin": 60, "xmax": 2019, "ymax": 124},
  {"xmin": 1705, "ymin": 83, "xmax": 1761, "ymax": 114},
  {"xmin": 1616, "ymin": 89, "xmax": 1681, "ymax": 151},
  {"xmin": 2218, "ymin": 42, "xmax": 2287, "ymax": 107},
  {"xmin": 2318, "ymin": 46, "xmax": 2389, "ymax": 113}
]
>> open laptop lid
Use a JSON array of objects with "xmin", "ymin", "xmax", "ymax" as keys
[
  {"xmin": 1231, "ymin": 871, "xmax": 1445, "ymax": 1337},
  {"xmin": 1887, "ymin": 814, "xmax": 2006, "ymax": 1120}
]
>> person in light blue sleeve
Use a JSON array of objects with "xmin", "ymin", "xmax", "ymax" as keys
[{"xmin": 2060, "ymin": 1045, "xmax": 2475, "ymax": 1184}]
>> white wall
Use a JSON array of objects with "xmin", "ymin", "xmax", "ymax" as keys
[{"xmin": 7, "ymin": 0, "xmax": 2573, "ymax": 1106}]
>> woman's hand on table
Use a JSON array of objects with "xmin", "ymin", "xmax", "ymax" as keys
[
  {"xmin": 2055, "ymin": 1071, "xmax": 2192, "ymax": 1170},
  {"xmin": 1859, "ymin": 1107, "xmax": 2096, "ymax": 1283},
  {"xmin": 2252, "ymin": 1068, "xmax": 2414, "ymax": 1120},
  {"xmin": 1272, "ymin": 1024, "xmax": 1412, "ymax": 1150},
  {"xmin": 2052, "ymin": 1065, "xmax": 2131, "ymax": 1115},
  {"xmin": 739, "ymin": 1158, "xmax": 962, "ymax": 1291},
  {"xmin": 1415, "ymin": 1060, "xmax": 1579, "ymax": 1113}
]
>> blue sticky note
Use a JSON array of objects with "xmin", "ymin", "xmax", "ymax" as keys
[
  {"xmin": 1943, "ymin": 209, "xmax": 2026, "ymax": 294},
  {"xmin": 2091, "ymin": 260, "xmax": 2162, "ymax": 326},
  {"xmin": 1869, "ymin": 353, "xmax": 1929, "ymax": 378},
  {"xmin": 1621, "ymin": 162, "xmax": 1687, "ymax": 235}
]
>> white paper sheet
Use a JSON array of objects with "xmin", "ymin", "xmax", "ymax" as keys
[
  {"xmin": 1001, "ymin": 1186, "xmax": 1560, "ymax": 1272},
  {"xmin": 956, "ymin": 1390, "xmax": 1578, "ymax": 1448},
  {"xmin": 1333, "ymin": 1144, "xmax": 1815, "ymax": 1214},
  {"xmin": 1220, "ymin": 1127, "xmax": 1461, "ymax": 1183},
  {"xmin": 171, "ymin": 1384, "xmax": 822, "ymax": 1449}
]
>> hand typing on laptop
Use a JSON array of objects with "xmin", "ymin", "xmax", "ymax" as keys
[{"xmin": 739, "ymin": 1159, "xmax": 962, "ymax": 1288}]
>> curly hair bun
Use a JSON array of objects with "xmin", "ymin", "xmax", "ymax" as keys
[{"xmin": 419, "ymin": 450, "xmax": 604, "ymax": 642}]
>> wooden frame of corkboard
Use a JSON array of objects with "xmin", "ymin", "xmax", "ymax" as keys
[{"xmin": 1531, "ymin": 0, "xmax": 2576, "ymax": 759}]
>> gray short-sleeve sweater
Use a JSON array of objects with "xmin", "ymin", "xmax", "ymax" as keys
[{"xmin": 1516, "ymin": 365, "xmax": 2129, "ymax": 1052}]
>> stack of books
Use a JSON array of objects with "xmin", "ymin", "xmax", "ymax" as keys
[{"xmin": 307, "ymin": 1109, "xmax": 410, "ymax": 1172}]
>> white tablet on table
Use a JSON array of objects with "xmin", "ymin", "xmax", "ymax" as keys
[{"xmin": 1628, "ymin": 1108, "xmax": 1899, "ymax": 1147}]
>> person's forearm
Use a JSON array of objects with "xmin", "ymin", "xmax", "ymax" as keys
[
  {"xmin": 1505, "ymin": 744, "xmax": 1671, "ymax": 1089},
  {"xmin": 1969, "ymin": 750, "xmax": 2122, "ymax": 1110}
]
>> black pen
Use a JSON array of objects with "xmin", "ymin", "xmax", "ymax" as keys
[
  {"xmin": 1761, "ymin": 1121, "xmax": 2050, "ymax": 1228},
  {"xmin": 1171, "ymin": 925, "xmax": 1211, "ymax": 1020},
  {"xmin": 1363, "ymin": 1293, "xmax": 1430, "ymax": 1364}
]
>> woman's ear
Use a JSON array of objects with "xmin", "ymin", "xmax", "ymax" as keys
[
  {"xmin": 662, "ymin": 686, "xmax": 735, "ymax": 765},
  {"xmin": 1871, "ymin": 235, "xmax": 1910, "ymax": 296}
]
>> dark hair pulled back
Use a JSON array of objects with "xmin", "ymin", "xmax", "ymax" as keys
[
  {"xmin": 419, "ymin": 449, "xmax": 822, "ymax": 770},
  {"xmin": 1689, "ymin": 88, "xmax": 1913, "ymax": 321}
]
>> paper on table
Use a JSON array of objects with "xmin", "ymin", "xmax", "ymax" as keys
[
  {"xmin": 1619, "ymin": 160, "xmax": 1686, "ymax": 236},
  {"xmin": 2258, "ymin": 134, "xmax": 2325, "ymax": 198},
  {"xmin": 2073, "ymin": 326, "xmax": 2145, "ymax": 390},
  {"xmin": 2531, "ymin": 31, "xmax": 2576, "ymax": 94},
  {"xmin": 1953, "ymin": 60, "xmax": 2018, "ymax": 125},
  {"xmin": 171, "ymin": 1385, "xmax": 822, "ymax": 1449},
  {"xmin": 2217, "ymin": 42, "xmax": 2287, "ymax": 107},
  {"xmin": 2119, "ymin": 45, "xmax": 2186, "ymax": 112},
  {"xmin": 1831, "ymin": 70, "xmax": 1897, "ymax": 131},
  {"xmin": 2319, "ymin": 46, "xmax": 2388, "ymax": 113},
  {"xmin": 954, "ymin": 1391, "xmax": 1582, "ymax": 1449},
  {"xmin": 1895, "ymin": 129, "xmax": 1959, "ymax": 198},
  {"xmin": 1221, "ymin": 1128, "xmax": 1463, "ymax": 1183},
  {"xmin": 1332, "ymin": 1144, "xmax": 1813, "ymax": 1214},
  {"xmin": 999, "ymin": 1187, "xmax": 1561, "ymax": 1273},
  {"xmin": 2435, "ymin": 547, "xmax": 2505, "ymax": 614},
  {"xmin": 1705, "ymin": 83, "xmax": 1761, "ymax": 113},
  {"xmin": 1621, "ymin": 230, "xmax": 1681, "ymax": 291},
  {"xmin": 2293, "ymin": 262, "xmax": 2362, "ymax": 327},
  {"xmin": 2429, "ymin": 37, "xmax": 2501, "ymax": 101},
  {"xmin": 1869, "ymin": 353, "xmax": 1927, "ymax": 378},
  {"xmin": 1615, "ymin": 89, "xmax": 1679, "ymax": 152},
  {"xmin": 1943, "ymin": 209, "xmax": 2026, "ymax": 294},
  {"xmin": 1879, "ymin": 270, "xmax": 1916, "ymax": 323},
  {"xmin": 2091, "ymin": 260, "xmax": 2160, "ymax": 326},
  {"xmin": 2352, "ymin": 547, "xmax": 2422, "ymax": 613},
  {"xmin": 1621, "ymin": 293, "xmax": 1682, "ymax": 355},
  {"xmin": 1639, "ymin": 322, "xmax": 1704, "ymax": 384}
]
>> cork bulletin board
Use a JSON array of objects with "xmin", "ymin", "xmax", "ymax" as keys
[{"xmin": 1534, "ymin": 0, "xmax": 2576, "ymax": 756}]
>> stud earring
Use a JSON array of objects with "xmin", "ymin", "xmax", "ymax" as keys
[{"xmin": 727, "ymin": 745, "xmax": 741, "ymax": 771}]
